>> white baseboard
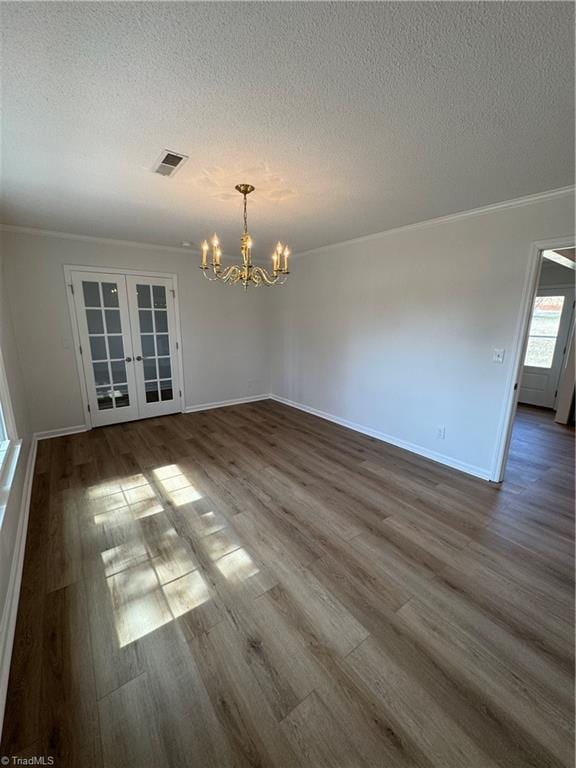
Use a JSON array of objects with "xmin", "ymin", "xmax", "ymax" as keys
[
  {"xmin": 0, "ymin": 436, "xmax": 38, "ymax": 737},
  {"xmin": 35, "ymin": 424, "xmax": 88, "ymax": 441},
  {"xmin": 269, "ymin": 394, "xmax": 491, "ymax": 481},
  {"xmin": 183, "ymin": 394, "xmax": 270, "ymax": 414}
]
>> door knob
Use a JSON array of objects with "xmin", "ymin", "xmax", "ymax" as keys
[
  {"xmin": 135, "ymin": 355, "xmax": 143, "ymax": 361},
  {"xmin": 125, "ymin": 357, "xmax": 133, "ymax": 362}
]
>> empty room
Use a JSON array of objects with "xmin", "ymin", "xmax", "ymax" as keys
[{"xmin": 0, "ymin": 2, "xmax": 574, "ymax": 767}]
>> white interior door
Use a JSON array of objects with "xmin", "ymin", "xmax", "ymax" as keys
[
  {"xmin": 519, "ymin": 286, "xmax": 575, "ymax": 408},
  {"xmin": 71, "ymin": 271, "xmax": 140, "ymax": 426},
  {"xmin": 126, "ymin": 275, "xmax": 182, "ymax": 419}
]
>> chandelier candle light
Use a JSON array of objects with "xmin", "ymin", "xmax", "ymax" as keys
[{"xmin": 200, "ymin": 184, "xmax": 290, "ymax": 289}]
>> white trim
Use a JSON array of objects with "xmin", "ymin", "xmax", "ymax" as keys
[
  {"xmin": 183, "ymin": 394, "xmax": 270, "ymax": 414},
  {"xmin": 293, "ymin": 186, "xmax": 575, "ymax": 260},
  {"xmin": 3, "ymin": 187, "xmax": 572, "ymax": 264},
  {"xmin": 490, "ymin": 235, "xmax": 576, "ymax": 482},
  {"xmin": 35, "ymin": 425, "xmax": 88, "ymax": 441},
  {"xmin": 269, "ymin": 395, "xmax": 491, "ymax": 481},
  {"xmin": 63, "ymin": 263, "xmax": 187, "ymax": 279},
  {"xmin": 0, "ymin": 437, "xmax": 37, "ymax": 737},
  {"xmin": 2, "ymin": 225, "xmax": 201, "ymax": 256},
  {"xmin": 170, "ymin": 273, "xmax": 187, "ymax": 411}
]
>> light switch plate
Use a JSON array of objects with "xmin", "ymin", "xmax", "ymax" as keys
[{"xmin": 493, "ymin": 348, "xmax": 505, "ymax": 364}]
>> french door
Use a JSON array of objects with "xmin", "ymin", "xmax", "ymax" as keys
[{"xmin": 70, "ymin": 270, "xmax": 182, "ymax": 427}]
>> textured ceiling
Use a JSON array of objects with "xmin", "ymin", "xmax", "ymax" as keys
[{"xmin": 1, "ymin": 2, "xmax": 573, "ymax": 258}]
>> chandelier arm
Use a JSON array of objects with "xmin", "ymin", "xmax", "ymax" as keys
[
  {"xmin": 251, "ymin": 265, "xmax": 281, "ymax": 286},
  {"xmin": 219, "ymin": 264, "xmax": 243, "ymax": 283},
  {"xmin": 201, "ymin": 269, "xmax": 221, "ymax": 282}
]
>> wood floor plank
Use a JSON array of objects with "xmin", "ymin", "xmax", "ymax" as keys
[
  {"xmin": 40, "ymin": 581, "xmax": 102, "ymax": 766},
  {"xmin": 191, "ymin": 617, "xmax": 304, "ymax": 768},
  {"xmin": 2, "ymin": 402, "xmax": 573, "ymax": 767},
  {"xmin": 346, "ymin": 636, "xmax": 498, "ymax": 768},
  {"xmin": 281, "ymin": 691, "xmax": 370, "ymax": 768},
  {"xmin": 98, "ymin": 674, "xmax": 168, "ymax": 768}
]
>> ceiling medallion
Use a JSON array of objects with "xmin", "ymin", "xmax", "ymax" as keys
[{"xmin": 200, "ymin": 184, "xmax": 290, "ymax": 289}]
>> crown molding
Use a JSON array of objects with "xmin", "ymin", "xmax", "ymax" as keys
[
  {"xmin": 0, "ymin": 223, "xmax": 272, "ymax": 264},
  {"xmin": 0, "ymin": 224, "xmax": 200, "ymax": 254},
  {"xmin": 2, "ymin": 185, "xmax": 573, "ymax": 262},
  {"xmin": 293, "ymin": 185, "xmax": 575, "ymax": 259}
]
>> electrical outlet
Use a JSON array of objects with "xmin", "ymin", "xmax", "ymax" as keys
[
  {"xmin": 437, "ymin": 426, "xmax": 446, "ymax": 440},
  {"xmin": 493, "ymin": 348, "xmax": 505, "ymax": 364}
]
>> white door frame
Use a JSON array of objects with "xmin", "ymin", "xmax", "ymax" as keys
[
  {"xmin": 63, "ymin": 264, "xmax": 186, "ymax": 429},
  {"xmin": 490, "ymin": 235, "xmax": 575, "ymax": 482}
]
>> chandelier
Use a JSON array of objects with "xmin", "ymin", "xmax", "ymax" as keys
[{"xmin": 200, "ymin": 184, "xmax": 290, "ymax": 288}]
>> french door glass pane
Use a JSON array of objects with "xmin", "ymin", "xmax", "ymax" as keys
[
  {"xmin": 156, "ymin": 334, "xmax": 169, "ymax": 356},
  {"xmin": 102, "ymin": 283, "xmax": 119, "ymax": 307},
  {"xmin": 108, "ymin": 336, "xmax": 124, "ymax": 359},
  {"xmin": 105, "ymin": 309, "xmax": 121, "ymax": 333},
  {"xmin": 96, "ymin": 387, "xmax": 113, "ymax": 410},
  {"xmin": 158, "ymin": 357, "xmax": 171, "ymax": 380},
  {"xmin": 93, "ymin": 362, "xmax": 110, "ymax": 386},
  {"xmin": 111, "ymin": 360, "xmax": 127, "ymax": 384},
  {"xmin": 154, "ymin": 311, "xmax": 168, "ymax": 333},
  {"xmin": 137, "ymin": 284, "xmax": 152, "ymax": 308},
  {"xmin": 143, "ymin": 358, "xmax": 157, "ymax": 381},
  {"xmin": 139, "ymin": 310, "xmax": 153, "ymax": 333},
  {"xmin": 115, "ymin": 385, "xmax": 130, "ymax": 408},
  {"xmin": 90, "ymin": 336, "xmax": 107, "ymax": 361},
  {"xmin": 142, "ymin": 335, "xmax": 155, "ymax": 358},
  {"xmin": 83, "ymin": 282, "xmax": 101, "ymax": 307},
  {"xmin": 153, "ymin": 286, "xmax": 167, "ymax": 308},
  {"xmin": 160, "ymin": 381, "xmax": 173, "ymax": 401},
  {"xmin": 145, "ymin": 381, "xmax": 159, "ymax": 402},
  {"xmin": 86, "ymin": 309, "xmax": 104, "ymax": 334},
  {"xmin": 524, "ymin": 296, "xmax": 565, "ymax": 368}
]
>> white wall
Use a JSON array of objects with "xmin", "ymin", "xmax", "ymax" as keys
[
  {"xmin": 270, "ymin": 190, "xmax": 575, "ymax": 479},
  {"xmin": 1, "ymin": 231, "xmax": 270, "ymax": 433}
]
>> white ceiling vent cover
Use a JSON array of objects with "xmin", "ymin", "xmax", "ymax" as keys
[{"xmin": 153, "ymin": 150, "xmax": 188, "ymax": 177}]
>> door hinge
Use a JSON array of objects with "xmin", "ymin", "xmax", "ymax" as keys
[
  {"xmin": 87, "ymin": 404, "xmax": 91, "ymax": 412},
  {"xmin": 79, "ymin": 344, "xmax": 83, "ymax": 356},
  {"xmin": 179, "ymin": 389, "xmax": 182, "ymax": 397},
  {"xmin": 170, "ymin": 288, "xmax": 176, "ymax": 297},
  {"xmin": 513, "ymin": 383, "xmax": 518, "ymax": 391},
  {"xmin": 176, "ymin": 341, "xmax": 179, "ymax": 350},
  {"xmin": 68, "ymin": 283, "xmax": 75, "ymax": 295}
]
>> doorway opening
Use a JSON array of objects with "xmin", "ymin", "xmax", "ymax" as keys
[{"xmin": 495, "ymin": 243, "xmax": 575, "ymax": 483}]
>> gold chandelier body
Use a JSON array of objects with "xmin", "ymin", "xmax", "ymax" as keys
[{"xmin": 200, "ymin": 184, "xmax": 290, "ymax": 289}]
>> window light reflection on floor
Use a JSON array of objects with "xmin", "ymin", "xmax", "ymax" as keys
[
  {"xmin": 153, "ymin": 465, "xmax": 203, "ymax": 505},
  {"xmin": 106, "ymin": 561, "xmax": 212, "ymax": 647},
  {"xmin": 93, "ymin": 466, "xmax": 261, "ymax": 647},
  {"xmin": 90, "ymin": 475, "xmax": 164, "ymax": 525}
]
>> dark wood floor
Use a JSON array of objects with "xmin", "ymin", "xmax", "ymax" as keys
[{"xmin": 2, "ymin": 401, "xmax": 574, "ymax": 767}]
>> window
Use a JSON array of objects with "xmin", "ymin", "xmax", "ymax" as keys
[
  {"xmin": 0, "ymin": 343, "xmax": 20, "ymax": 519},
  {"xmin": 524, "ymin": 295, "xmax": 565, "ymax": 368},
  {"xmin": 0, "ymin": 403, "xmax": 8, "ymax": 461}
]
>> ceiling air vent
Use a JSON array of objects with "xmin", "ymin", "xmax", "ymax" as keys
[{"xmin": 153, "ymin": 150, "xmax": 188, "ymax": 177}]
